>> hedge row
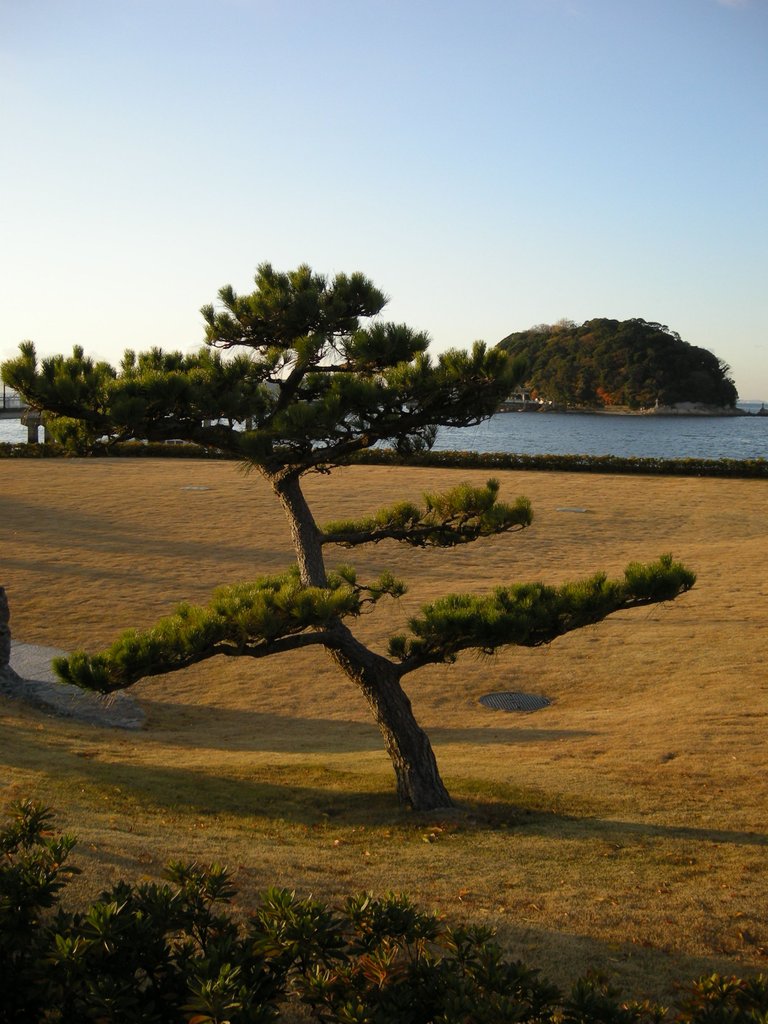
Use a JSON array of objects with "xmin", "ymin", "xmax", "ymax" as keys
[
  {"xmin": 2, "ymin": 800, "xmax": 766, "ymax": 1024},
  {"xmin": 0, "ymin": 441, "xmax": 229, "ymax": 461},
  {"xmin": 352, "ymin": 447, "xmax": 768, "ymax": 479},
  {"xmin": 2, "ymin": 439, "xmax": 767, "ymax": 478}
]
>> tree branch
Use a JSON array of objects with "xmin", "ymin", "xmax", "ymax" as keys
[
  {"xmin": 322, "ymin": 520, "xmax": 530, "ymax": 549},
  {"xmin": 321, "ymin": 482, "xmax": 533, "ymax": 549},
  {"xmin": 391, "ymin": 555, "xmax": 696, "ymax": 676},
  {"xmin": 55, "ymin": 630, "xmax": 337, "ymax": 694},
  {"xmin": 52, "ymin": 566, "xmax": 404, "ymax": 694}
]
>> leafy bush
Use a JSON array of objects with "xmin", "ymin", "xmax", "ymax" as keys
[
  {"xmin": 2, "ymin": 800, "xmax": 767, "ymax": 1023},
  {"xmin": 0, "ymin": 800, "xmax": 285, "ymax": 1023}
]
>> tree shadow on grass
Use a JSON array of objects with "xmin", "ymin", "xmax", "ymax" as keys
[
  {"xmin": 474, "ymin": 917, "xmax": 766, "ymax": 1007},
  {"xmin": 466, "ymin": 799, "xmax": 768, "ymax": 848},
  {"xmin": 3, "ymin": 556, "xmax": 157, "ymax": 585},
  {"xmin": 2, "ymin": 497, "xmax": 281, "ymax": 567},
  {"xmin": 10, "ymin": 747, "xmax": 402, "ymax": 826},
  {"xmin": 41, "ymin": 749, "xmax": 768, "ymax": 851},
  {"xmin": 136, "ymin": 698, "xmax": 594, "ymax": 753}
]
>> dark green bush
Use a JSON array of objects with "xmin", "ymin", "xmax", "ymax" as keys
[
  {"xmin": 1, "ymin": 800, "xmax": 767, "ymax": 1023},
  {"xmin": 0, "ymin": 801, "xmax": 285, "ymax": 1023}
]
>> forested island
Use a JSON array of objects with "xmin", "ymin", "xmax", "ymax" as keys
[{"xmin": 497, "ymin": 318, "xmax": 739, "ymax": 411}]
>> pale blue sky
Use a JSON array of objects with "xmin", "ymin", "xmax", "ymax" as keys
[{"xmin": 2, "ymin": 0, "xmax": 766, "ymax": 398}]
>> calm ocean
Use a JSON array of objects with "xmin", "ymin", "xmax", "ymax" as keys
[
  {"xmin": 1, "ymin": 402, "xmax": 766, "ymax": 461},
  {"xmin": 434, "ymin": 402, "xmax": 768, "ymax": 461}
]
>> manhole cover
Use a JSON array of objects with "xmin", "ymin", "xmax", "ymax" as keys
[{"xmin": 479, "ymin": 692, "xmax": 551, "ymax": 712}]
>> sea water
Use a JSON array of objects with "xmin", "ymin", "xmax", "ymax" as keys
[
  {"xmin": 1, "ymin": 403, "xmax": 766, "ymax": 460},
  {"xmin": 434, "ymin": 403, "xmax": 768, "ymax": 461}
]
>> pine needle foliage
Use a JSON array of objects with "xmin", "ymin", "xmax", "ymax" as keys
[
  {"xmin": 322, "ymin": 478, "xmax": 533, "ymax": 548},
  {"xmin": 2, "ymin": 263, "xmax": 522, "ymax": 467},
  {"xmin": 390, "ymin": 555, "xmax": 696, "ymax": 666},
  {"xmin": 54, "ymin": 568, "xmax": 405, "ymax": 693}
]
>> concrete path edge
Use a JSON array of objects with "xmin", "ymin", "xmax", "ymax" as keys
[{"xmin": 1, "ymin": 642, "xmax": 145, "ymax": 730}]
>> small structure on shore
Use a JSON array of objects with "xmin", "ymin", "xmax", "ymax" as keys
[
  {"xmin": 20, "ymin": 408, "xmax": 43, "ymax": 443},
  {"xmin": 1, "ymin": 382, "xmax": 41, "ymax": 442},
  {"xmin": 498, "ymin": 390, "xmax": 549, "ymax": 412}
]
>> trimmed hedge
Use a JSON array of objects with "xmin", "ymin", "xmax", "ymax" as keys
[
  {"xmin": 352, "ymin": 447, "xmax": 768, "ymax": 479},
  {"xmin": 2, "ymin": 439, "xmax": 767, "ymax": 478},
  {"xmin": 2, "ymin": 800, "xmax": 766, "ymax": 1024},
  {"xmin": 0, "ymin": 441, "xmax": 226, "ymax": 460}
]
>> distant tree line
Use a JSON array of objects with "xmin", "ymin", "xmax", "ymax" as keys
[{"xmin": 497, "ymin": 318, "xmax": 738, "ymax": 409}]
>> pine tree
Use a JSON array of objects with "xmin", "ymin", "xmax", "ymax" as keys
[{"xmin": 2, "ymin": 264, "xmax": 695, "ymax": 810}]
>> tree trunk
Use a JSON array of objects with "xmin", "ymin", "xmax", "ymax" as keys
[
  {"xmin": 328, "ymin": 623, "xmax": 454, "ymax": 811},
  {"xmin": 272, "ymin": 472, "xmax": 328, "ymax": 586},
  {"xmin": 270, "ymin": 471, "xmax": 454, "ymax": 811}
]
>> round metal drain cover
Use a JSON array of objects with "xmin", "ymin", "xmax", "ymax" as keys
[{"xmin": 479, "ymin": 691, "xmax": 551, "ymax": 712}]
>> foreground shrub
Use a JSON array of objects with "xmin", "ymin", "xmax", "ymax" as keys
[
  {"xmin": 0, "ymin": 801, "xmax": 285, "ymax": 1022},
  {"xmin": 1, "ymin": 800, "xmax": 767, "ymax": 1023}
]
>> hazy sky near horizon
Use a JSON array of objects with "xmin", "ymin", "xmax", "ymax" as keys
[{"xmin": 2, "ymin": 0, "xmax": 767, "ymax": 399}]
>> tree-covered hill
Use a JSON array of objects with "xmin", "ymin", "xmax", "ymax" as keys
[{"xmin": 497, "ymin": 318, "xmax": 738, "ymax": 409}]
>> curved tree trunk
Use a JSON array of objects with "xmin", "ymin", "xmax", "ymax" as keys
[
  {"xmin": 273, "ymin": 472, "xmax": 329, "ymax": 586},
  {"xmin": 328, "ymin": 623, "xmax": 453, "ymax": 811},
  {"xmin": 271, "ymin": 472, "xmax": 454, "ymax": 811}
]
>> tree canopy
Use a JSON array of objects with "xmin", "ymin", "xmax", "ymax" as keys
[
  {"xmin": 498, "ymin": 318, "xmax": 738, "ymax": 409},
  {"xmin": 4, "ymin": 264, "xmax": 520, "ymax": 463},
  {"xmin": 2, "ymin": 265, "xmax": 696, "ymax": 810}
]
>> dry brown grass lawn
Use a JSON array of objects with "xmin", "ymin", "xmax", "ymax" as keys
[{"xmin": 1, "ymin": 457, "xmax": 767, "ymax": 1000}]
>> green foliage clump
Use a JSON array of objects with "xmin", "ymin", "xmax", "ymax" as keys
[
  {"xmin": 3, "ymin": 801, "xmax": 768, "ymax": 1024},
  {"xmin": 54, "ymin": 567, "xmax": 405, "ymax": 692},
  {"xmin": 322, "ymin": 478, "xmax": 533, "ymax": 548},
  {"xmin": 498, "ymin": 318, "xmax": 738, "ymax": 409},
  {"xmin": 0, "ymin": 802, "xmax": 80, "ymax": 1022},
  {"xmin": 623, "ymin": 554, "xmax": 696, "ymax": 602},
  {"xmin": 323, "ymin": 500, "xmax": 422, "ymax": 540},
  {"xmin": 3, "ymin": 264, "xmax": 521, "ymax": 465},
  {"xmin": 1, "ymin": 800, "xmax": 284, "ymax": 1023},
  {"xmin": 390, "ymin": 556, "xmax": 695, "ymax": 664}
]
